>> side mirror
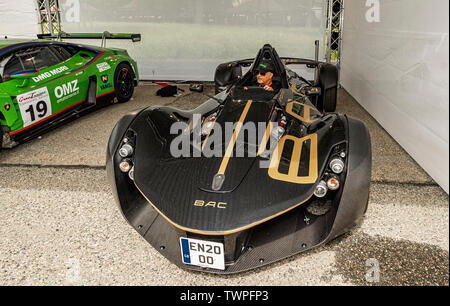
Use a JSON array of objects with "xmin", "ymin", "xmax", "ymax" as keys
[
  {"xmin": 305, "ymin": 86, "xmax": 321, "ymax": 96},
  {"xmin": 214, "ymin": 62, "xmax": 242, "ymax": 89}
]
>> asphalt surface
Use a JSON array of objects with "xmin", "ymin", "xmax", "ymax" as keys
[{"xmin": 0, "ymin": 84, "xmax": 448, "ymax": 286}]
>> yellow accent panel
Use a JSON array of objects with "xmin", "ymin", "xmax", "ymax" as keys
[
  {"xmin": 290, "ymin": 83, "xmax": 305, "ymax": 97},
  {"xmin": 217, "ymin": 100, "xmax": 253, "ymax": 175},
  {"xmin": 268, "ymin": 133, "xmax": 318, "ymax": 184},
  {"xmin": 286, "ymin": 101, "xmax": 319, "ymax": 123}
]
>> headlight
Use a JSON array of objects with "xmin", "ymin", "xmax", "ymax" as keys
[
  {"xmin": 327, "ymin": 176, "xmax": 340, "ymax": 190},
  {"xmin": 119, "ymin": 160, "xmax": 132, "ymax": 172},
  {"xmin": 314, "ymin": 180, "xmax": 328, "ymax": 198},
  {"xmin": 119, "ymin": 144, "xmax": 134, "ymax": 158},
  {"xmin": 329, "ymin": 157, "xmax": 345, "ymax": 174},
  {"xmin": 128, "ymin": 166, "xmax": 135, "ymax": 180}
]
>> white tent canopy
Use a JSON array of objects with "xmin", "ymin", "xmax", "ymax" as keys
[{"xmin": 340, "ymin": 0, "xmax": 449, "ymax": 193}]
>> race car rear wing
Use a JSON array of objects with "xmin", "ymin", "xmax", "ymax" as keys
[{"xmin": 37, "ymin": 31, "xmax": 141, "ymax": 47}]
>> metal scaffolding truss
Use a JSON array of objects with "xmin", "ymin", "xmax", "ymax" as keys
[
  {"xmin": 326, "ymin": 0, "xmax": 344, "ymax": 65},
  {"xmin": 36, "ymin": 0, "xmax": 61, "ymax": 35}
]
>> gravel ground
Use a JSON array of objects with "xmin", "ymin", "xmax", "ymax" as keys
[{"xmin": 0, "ymin": 85, "xmax": 448, "ymax": 286}]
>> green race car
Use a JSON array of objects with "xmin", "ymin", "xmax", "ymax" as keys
[{"xmin": 0, "ymin": 37, "xmax": 139, "ymax": 149}]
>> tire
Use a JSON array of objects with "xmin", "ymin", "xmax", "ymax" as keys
[
  {"xmin": 322, "ymin": 87, "xmax": 337, "ymax": 113},
  {"xmin": 114, "ymin": 62, "xmax": 135, "ymax": 103},
  {"xmin": 317, "ymin": 63, "xmax": 338, "ymax": 113}
]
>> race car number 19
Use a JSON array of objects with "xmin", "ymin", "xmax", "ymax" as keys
[{"xmin": 17, "ymin": 87, "xmax": 52, "ymax": 128}]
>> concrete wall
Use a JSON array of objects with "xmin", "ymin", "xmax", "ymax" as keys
[
  {"xmin": 0, "ymin": 0, "xmax": 39, "ymax": 39},
  {"xmin": 340, "ymin": 0, "xmax": 449, "ymax": 193}
]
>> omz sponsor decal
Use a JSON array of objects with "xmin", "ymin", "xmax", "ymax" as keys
[
  {"xmin": 32, "ymin": 66, "xmax": 69, "ymax": 82},
  {"xmin": 17, "ymin": 87, "xmax": 52, "ymax": 127},
  {"xmin": 55, "ymin": 80, "xmax": 80, "ymax": 103}
]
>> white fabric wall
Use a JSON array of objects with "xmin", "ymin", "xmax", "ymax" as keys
[
  {"xmin": 59, "ymin": 0, "xmax": 328, "ymax": 80},
  {"xmin": 0, "ymin": 0, "xmax": 39, "ymax": 39},
  {"xmin": 340, "ymin": 0, "xmax": 449, "ymax": 193}
]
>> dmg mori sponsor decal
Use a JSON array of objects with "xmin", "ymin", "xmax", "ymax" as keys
[
  {"xmin": 55, "ymin": 80, "xmax": 80, "ymax": 103},
  {"xmin": 32, "ymin": 66, "xmax": 69, "ymax": 82},
  {"xmin": 193, "ymin": 200, "xmax": 227, "ymax": 209}
]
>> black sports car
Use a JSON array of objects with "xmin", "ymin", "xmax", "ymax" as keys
[{"xmin": 106, "ymin": 44, "xmax": 372, "ymax": 274}]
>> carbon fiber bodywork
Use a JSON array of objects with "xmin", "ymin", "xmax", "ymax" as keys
[{"xmin": 106, "ymin": 45, "xmax": 372, "ymax": 274}]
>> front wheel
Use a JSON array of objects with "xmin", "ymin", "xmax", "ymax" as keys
[{"xmin": 114, "ymin": 62, "xmax": 135, "ymax": 103}]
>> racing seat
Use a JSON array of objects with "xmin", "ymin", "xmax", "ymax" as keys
[{"xmin": 240, "ymin": 44, "xmax": 288, "ymax": 90}]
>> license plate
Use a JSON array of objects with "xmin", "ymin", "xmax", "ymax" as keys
[{"xmin": 180, "ymin": 237, "xmax": 225, "ymax": 270}]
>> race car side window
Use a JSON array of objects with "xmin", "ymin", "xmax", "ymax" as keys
[
  {"xmin": 49, "ymin": 45, "xmax": 77, "ymax": 62},
  {"xmin": 2, "ymin": 53, "xmax": 35, "ymax": 80},
  {"xmin": 1, "ymin": 46, "xmax": 59, "ymax": 81},
  {"xmin": 30, "ymin": 47, "xmax": 60, "ymax": 70}
]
